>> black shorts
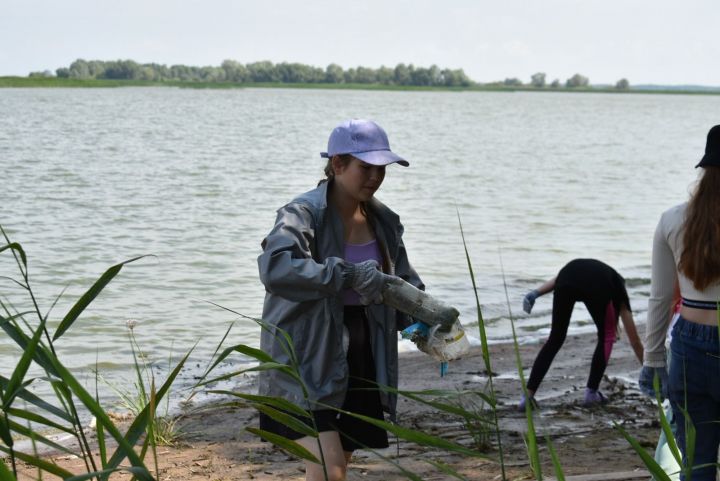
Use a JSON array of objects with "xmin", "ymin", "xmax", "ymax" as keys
[{"xmin": 259, "ymin": 306, "xmax": 389, "ymax": 452}]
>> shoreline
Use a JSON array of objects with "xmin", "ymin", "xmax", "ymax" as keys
[
  {"xmin": 2, "ymin": 76, "xmax": 719, "ymax": 96},
  {"xmin": 16, "ymin": 327, "xmax": 661, "ymax": 480}
]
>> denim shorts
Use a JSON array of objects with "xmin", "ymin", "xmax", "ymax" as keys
[{"xmin": 668, "ymin": 315, "xmax": 720, "ymax": 481}]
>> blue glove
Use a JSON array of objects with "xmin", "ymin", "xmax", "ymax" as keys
[
  {"xmin": 638, "ymin": 365, "xmax": 669, "ymax": 399},
  {"xmin": 523, "ymin": 289, "xmax": 540, "ymax": 314}
]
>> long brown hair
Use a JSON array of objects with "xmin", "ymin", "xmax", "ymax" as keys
[{"xmin": 679, "ymin": 166, "xmax": 720, "ymax": 290}]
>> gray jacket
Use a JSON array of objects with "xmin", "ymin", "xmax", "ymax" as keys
[{"xmin": 257, "ymin": 181, "xmax": 424, "ymax": 417}]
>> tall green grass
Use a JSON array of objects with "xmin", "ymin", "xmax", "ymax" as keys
[
  {"xmin": 0, "ymin": 226, "xmax": 193, "ymax": 480},
  {"xmin": 1, "ymin": 218, "xmax": 693, "ymax": 480}
]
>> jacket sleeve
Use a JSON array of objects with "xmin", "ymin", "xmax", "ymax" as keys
[
  {"xmin": 258, "ymin": 202, "xmax": 350, "ymax": 302},
  {"xmin": 644, "ymin": 211, "xmax": 678, "ymax": 367}
]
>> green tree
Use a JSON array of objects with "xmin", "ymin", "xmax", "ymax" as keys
[
  {"xmin": 530, "ymin": 72, "xmax": 546, "ymax": 88},
  {"xmin": 615, "ymin": 78, "xmax": 630, "ymax": 90},
  {"xmin": 246, "ymin": 61, "xmax": 279, "ymax": 82},
  {"xmin": 68, "ymin": 59, "xmax": 91, "ymax": 79},
  {"xmin": 28, "ymin": 70, "xmax": 54, "ymax": 78},
  {"xmin": 344, "ymin": 68, "xmax": 357, "ymax": 83},
  {"xmin": 376, "ymin": 66, "xmax": 395, "ymax": 84},
  {"xmin": 503, "ymin": 77, "xmax": 523, "ymax": 86},
  {"xmin": 354, "ymin": 66, "xmax": 377, "ymax": 84},
  {"xmin": 325, "ymin": 63, "xmax": 344, "ymax": 83},
  {"xmin": 394, "ymin": 63, "xmax": 412, "ymax": 85},
  {"xmin": 222, "ymin": 60, "xmax": 248, "ymax": 82},
  {"xmin": 565, "ymin": 73, "xmax": 589, "ymax": 88}
]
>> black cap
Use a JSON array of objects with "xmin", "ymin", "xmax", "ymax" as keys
[{"xmin": 696, "ymin": 124, "xmax": 720, "ymax": 168}]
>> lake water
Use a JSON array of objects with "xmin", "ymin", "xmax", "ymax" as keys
[{"xmin": 1, "ymin": 87, "xmax": 717, "ymax": 408}]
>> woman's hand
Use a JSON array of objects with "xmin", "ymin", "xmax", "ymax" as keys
[
  {"xmin": 638, "ymin": 365, "xmax": 668, "ymax": 399},
  {"xmin": 348, "ymin": 260, "xmax": 387, "ymax": 305}
]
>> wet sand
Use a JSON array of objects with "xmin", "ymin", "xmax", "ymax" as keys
[{"xmin": 17, "ymin": 328, "xmax": 661, "ymax": 480}]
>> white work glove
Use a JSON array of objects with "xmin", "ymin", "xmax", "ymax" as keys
[{"xmin": 346, "ymin": 260, "xmax": 387, "ymax": 305}]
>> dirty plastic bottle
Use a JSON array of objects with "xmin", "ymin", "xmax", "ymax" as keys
[{"xmin": 382, "ymin": 277, "xmax": 460, "ymax": 329}]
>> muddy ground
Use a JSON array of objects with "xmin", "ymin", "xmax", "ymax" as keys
[{"xmin": 15, "ymin": 330, "xmax": 661, "ymax": 480}]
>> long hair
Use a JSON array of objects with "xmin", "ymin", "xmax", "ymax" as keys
[{"xmin": 679, "ymin": 166, "xmax": 720, "ymax": 290}]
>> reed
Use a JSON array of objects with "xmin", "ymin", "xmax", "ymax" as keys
[
  {"xmin": 2, "ymin": 220, "xmax": 691, "ymax": 480},
  {"xmin": 0, "ymin": 226, "xmax": 192, "ymax": 480}
]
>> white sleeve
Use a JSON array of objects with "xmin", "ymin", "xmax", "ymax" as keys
[{"xmin": 644, "ymin": 212, "xmax": 678, "ymax": 367}]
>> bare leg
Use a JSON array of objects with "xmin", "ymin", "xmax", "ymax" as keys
[{"xmin": 297, "ymin": 431, "xmax": 351, "ymax": 481}]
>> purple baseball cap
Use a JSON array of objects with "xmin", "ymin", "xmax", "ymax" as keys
[{"xmin": 320, "ymin": 119, "xmax": 409, "ymax": 166}]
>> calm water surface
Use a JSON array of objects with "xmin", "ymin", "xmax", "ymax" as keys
[{"xmin": 1, "ymin": 87, "xmax": 718, "ymax": 406}]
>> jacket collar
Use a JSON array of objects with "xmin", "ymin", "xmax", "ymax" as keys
[{"xmin": 296, "ymin": 180, "xmax": 402, "ymax": 241}]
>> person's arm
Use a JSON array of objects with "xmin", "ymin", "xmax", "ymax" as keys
[
  {"xmin": 536, "ymin": 277, "xmax": 557, "ymax": 296},
  {"xmin": 619, "ymin": 306, "xmax": 643, "ymax": 364},
  {"xmin": 644, "ymin": 212, "xmax": 678, "ymax": 367},
  {"xmin": 523, "ymin": 276, "xmax": 556, "ymax": 313},
  {"xmin": 258, "ymin": 202, "xmax": 350, "ymax": 301}
]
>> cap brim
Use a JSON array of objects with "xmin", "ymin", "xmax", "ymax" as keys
[
  {"xmin": 352, "ymin": 150, "xmax": 409, "ymax": 167},
  {"xmin": 696, "ymin": 152, "xmax": 720, "ymax": 168}
]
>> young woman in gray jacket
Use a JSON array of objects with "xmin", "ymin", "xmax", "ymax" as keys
[{"xmin": 257, "ymin": 119, "xmax": 424, "ymax": 481}]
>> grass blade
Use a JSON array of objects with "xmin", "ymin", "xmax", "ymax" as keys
[
  {"xmin": 0, "ymin": 243, "xmax": 27, "ymax": 270},
  {"xmin": 252, "ymin": 404, "xmax": 317, "ymax": 438},
  {"xmin": 198, "ymin": 361, "xmax": 301, "ymax": 386},
  {"xmin": 614, "ymin": 422, "xmax": 672, "ymax": 481},
  {"xmin": 5, "ymin": 407, "xmax": 74, "ymax": 435},
  {"xmin": 0, "ymin": 375, "xmax": 74, "ymax": 422},
  {"xmin": 0, "ymin": 457, "xmax": 16, "ymax": 481},
  {"xmin": 6, "ymin": 419, "xmax": 78, "ymax": 456},
  {"xmin": 329, "ymin": 406, "xmax": 489, "ymax": 459},
  {"xmin": 65, "ymin": 466, "xmax": 155, "ymax": 481},
  {"xmin": 0, "ymin": 415, "xmax": 12, "ymax": 448},
  {"xmin": 104, "ymin": 347, "xmax": 193, "ymax": 473},
  {"xmin": 3, "ymin": 317, "xmax": 45, "ymax": 408},
  {"xmin": 424, "ymin": 459, "xmax": 469, "ymax": 480},
  {"xmin": 499, "ymin": 250, "xmax": 542, "ymax": 479},
  {"xmin": 546, "ymin": 435, "xmax": 565, "ymax": 481},
  {"xmin": 246, "ymin": 427, "xmax": 320, "ymax": 463},
  {"xmin": 458, "ymin": 209, "xmax": 506, "ymax": 478},
  {"xmin": 206, "ymin": 343, "xmax": 275, "ymax": 373},
  {"xmin": 47, "ymin": 353, "xmax": 151, "ymax": 472},
  {"xmin": 208, "ymin": 391, "xmax": 311, "ymax": 418},
  {"xmin": 0, "ymin": 445, "xmax": 73, "ymax": 478},
  {"xmin": 53, "ymin": 255, "xmax": 149, "ymax": 341}
]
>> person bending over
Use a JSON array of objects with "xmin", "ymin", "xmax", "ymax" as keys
[{"xmin": 520, "ymin": 258, "xmax": 643, "ymax": 410}]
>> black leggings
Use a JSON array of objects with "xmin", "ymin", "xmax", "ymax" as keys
[{"xmin": 526, "ymin": 286, "xmax": 617, "ymax": 392}]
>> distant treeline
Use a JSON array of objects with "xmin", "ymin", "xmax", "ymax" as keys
[
  {"xmin": 42, "ymin": 59, "xmax": 474, "ymax": 87},
  {"xmin": 29, "ymin": 59, "xmax": 633, "ymax": 90}
]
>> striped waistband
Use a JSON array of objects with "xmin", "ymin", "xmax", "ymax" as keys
[{"xmin": 681, "ymin": 298, "xmax": 719, "ymax": 310}]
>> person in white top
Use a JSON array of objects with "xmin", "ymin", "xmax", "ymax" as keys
[{"xmin": 640, "ymin": 124, "xmax": 720, "ymax": 481}]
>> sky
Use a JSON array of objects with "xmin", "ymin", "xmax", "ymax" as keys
[{"xmin": 2, "ymin": 0, "xmax": 719, "ymax": 86}]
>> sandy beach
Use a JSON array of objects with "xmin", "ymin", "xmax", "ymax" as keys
[{"xmin": 16, "ymin": 327, "xmax": 661, "ymax": 481}]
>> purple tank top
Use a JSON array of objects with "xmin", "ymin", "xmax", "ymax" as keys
[{"xmin": 343, "ymin": 239, "xmax": 382, "ymax": 305}]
